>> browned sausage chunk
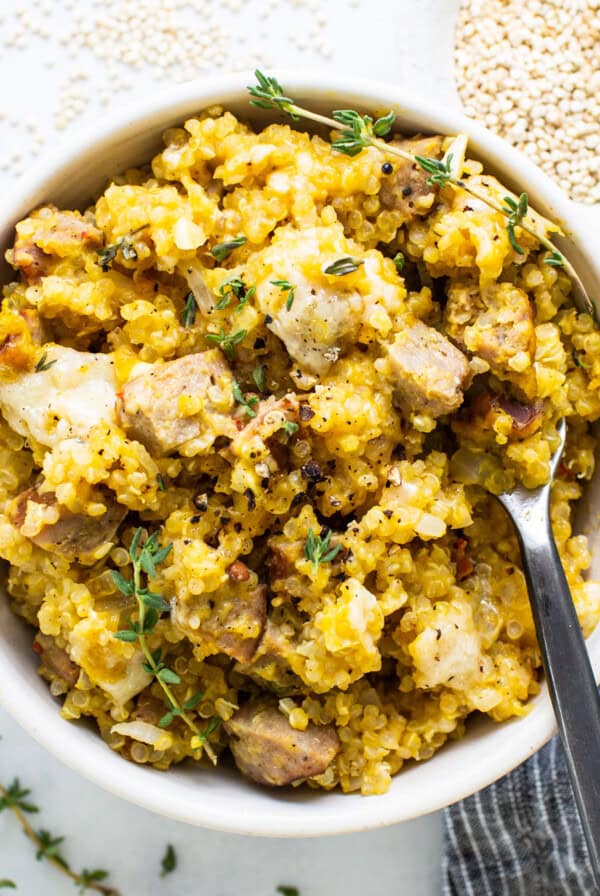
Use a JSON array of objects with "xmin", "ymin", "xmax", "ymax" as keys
[
  {"xmin": 445, "ymin": 281, "xmax": 535, "ymax": 379},
  {"xmin": 387, "ymin": 320, "xmax": 471, "ymax": 417},
  {"xmin": 10, "ymin": 486, "xmax": 126, "ymax": 562},
  {"xmin": 379, "ymin": 136, "xmax": 443, "ymax": 222},
  {"xmin": 224, "ymin": 699, "xmax": 340, "ymax": 786},
  {"xmin": 34, "ymin": 634, "xmax": 80, "ymax": 687},
  {"xmin": 199, "ymin": 584, "xmax": 267, "ymax": 663},
  {"xmin": 117, "ymin": 351, "xmax": 237, "ymax": 456},
  {"xmin": 6, "ymin": 206, "xmax": 102, "ymax": 285}
]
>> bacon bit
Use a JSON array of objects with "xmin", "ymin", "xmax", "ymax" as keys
[
  {"xmin": 32, "ymin": 639, "xmax": 43, "ymax": 655},
  {"xmin": 453, "ymin": 536, "xmax": 475, "ymax": 581},
  {"xmin": 557, "ymin": 461, "xmax": 572, "ymax": 480},
  {"xmin": 115, "ymin": 390, "xmax": 124, "ymax": 401},
  {"xmin": 228, "ymin": 560, "xmax": 250, "ymax": 582}
]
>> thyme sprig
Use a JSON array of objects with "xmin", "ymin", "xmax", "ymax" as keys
[
  {"xmin": 502, "ymin": 192, "xmax": 529, "ymax": 254},
  {"xmin": 97, "ymin": 226, "xmax": 146, "ymax": 272},
  {"xmin": 232, "ymin": 380, "xmax": 258, "ymax": 418},
  {"xmin": 0, "ymin": 780, "xmax": 118, "ymax": 894},
  {"xmin": 216, "ymin": 276, "xmax": 256, "ymax": 314},
  {"xmin": 304, "ymin": 527, "xmax": 342, "ymax": 574},
  {"xmin": 247, "ymin": 71, "xmax": 575, "ymax": 276},
  {"xmin": 112, "ymin": 528, "xmax": 219, "ymax": 762},
  {"xmin": 205, "ymin": 327, "xmax": 247, "ymax": 360},
  {"xmin": 252, "ymin": 363, "xmax": 266, "ymax": 392}
]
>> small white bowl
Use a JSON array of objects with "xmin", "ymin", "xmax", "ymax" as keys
[{"xmin": 1, "ymin": 72, "xmax": 599, "ymax": 837}]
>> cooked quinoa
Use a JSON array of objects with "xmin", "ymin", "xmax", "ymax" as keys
[{"xmin": 1, "ymin": 106, "xmax": 599, "ymax": 796}]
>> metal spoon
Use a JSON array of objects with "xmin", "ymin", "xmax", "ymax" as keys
[{"xmin": 497, "ymin": 418, "xmax": 600, "ymax": 887}]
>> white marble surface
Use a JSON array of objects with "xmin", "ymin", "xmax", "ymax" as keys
[{"xmin": 0, "ymin": 0, "xmax": 597, "ymax": 893}]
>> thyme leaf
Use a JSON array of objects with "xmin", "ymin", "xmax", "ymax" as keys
[
  {"xmin": 217, "ymin": 276, "xmax": 255, "ymax": 314},
  {"xmin": 210, "ymin": 236, "xmax": 247, "ymax": 262},
  {"xmin": 393, "ymin": 251, "xmax": 405, "ymax": 272},
  {"xmin": 271, "ymin": 279, "xmax": 296, "ymax": 310},
  {"xmin": 414, "ymin": 153, "xmax": 454, "ymax": 187},
  {"xmin": 205, "ymin": 327, "xmax": 247, "ymax": 360},
  {"xmin": 502, "ymin": 192, "xmax": 529, "ymax": 254},
  {"xmin": 304, "ymin": 527, "xmax": 342, "ymax": 574},
  {"xmin": 97, "ymin": 227, "xmax": 145, "ymax": 271},
  {"xmin": 323, "ymin": 256, "xmax": 364, "ymax": 276},
  {"xmin": 233, "ymin": 380, "xmax": 259, "ymax": 418},
  {"xmin": 160, "ymin": 844, "xmax": 177, "ymax": 877},
  {"xmin": 34, "ymin": 351, "xmax": 57, "ymax": 372},
  {"xmin": 181, "ymin": 292, "xmax": 196, "ymax": 327}
]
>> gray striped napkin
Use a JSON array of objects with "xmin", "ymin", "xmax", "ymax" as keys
[{"xmin": 442, "ymin": 736, "xmax": 596, "ymax": 895}]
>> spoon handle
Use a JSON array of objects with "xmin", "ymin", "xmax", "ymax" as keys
[{"xmin": 502, "ymin": 485, "xmax": 600, "ymax": 887}]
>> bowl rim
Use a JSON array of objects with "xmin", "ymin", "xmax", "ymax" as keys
[{"xmin": 1, "ymin": 69, "xmax": 599, "ymax": 837}]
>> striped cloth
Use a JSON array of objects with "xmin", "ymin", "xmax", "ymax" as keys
[{"xmin": 442, "ymin": 736, "xmax": 596, "ymax": 895}]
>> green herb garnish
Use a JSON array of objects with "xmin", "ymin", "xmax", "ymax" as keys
[
  {"xmin": 414, "ymin": 153, "xmax": 454, "ymax": 188},
  {"xmin": 323, "ymin": 256, "xmax": 364, "ymax": 276},
  {"xmin": 156, "ymin": 473, "xmax": 167, "ymax": 492},
  {"xmin": 252, "ymin": 363, "xmax": 265, "ymax": 392},
  {"xmin": 271, "ymin": 279, "xmax": 296, "ymax": 310},
  {"xmin": 572, "ymin": 348, "xmax": 590, "ymax": 370},
  {"xmin": 277, "ymin": 886, "xmax": 300, "ymax": 896},
  {"xmin": 502, "ymin": 192, "xmax": 529, "ymax": 255},
  {"xmin": 216, "ymin": 276, "xmax": 255, "ymax": 314},
  {"xmin": 330, "ymin": 108, "xmax": 395, "ymax": 156},
  {"xmin": 304, "ymin": 527, "xmax": 342, "ymax": 574},
  {"xmin": 545, "ymin": 249, "xmax": 565, "ymax": 268},
  {"xmin": 0, "ymin": 779, "xmax": 117, "ymax": 894},
  {"xmin": 112, "ymin": 528, "xmax": 218, "ymax": 762},
  {"xmin": 0, "ymin": 883, "xmax": 16, "ymax": 890},
  {"xmin": 283, "ymin": 421, "xmax": 299, "ymax": 435},
  {"xmin": 393, "ymin": 251, "xmax": 405, "ymax": 272},
  {"xmin": 233, "ymin": 380, "xmax": 259, "ymax": 418},
  {"xmin": 181, "ymin": 292, "xmax": 196, "ymax": 327},
  {"xmin": 210, "ymin": 236, "xmax": 247, "ymax": 263},
  {"xmin": 97, "ymin": 227, "xmax": 144, "ymax": 272},
  {"xmin": 160, "ymin": 844, "xmax": 177, "ymax": 877},
  {"xmin": 205, "ymin": 327, "xmax": 247, "ymax": 360},
  {"xmin": 34, "ymin": 351, "xmax": 57, "ymax": 372}
]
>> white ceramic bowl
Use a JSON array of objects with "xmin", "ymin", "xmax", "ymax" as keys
[{"xmin": 1, "ymin": 71, "xmax": 599, "ymax": 837}]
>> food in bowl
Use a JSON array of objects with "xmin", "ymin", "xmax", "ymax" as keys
[{"xmin": 1, "ymin": 75, "xmax": 599, "ymax": 797}]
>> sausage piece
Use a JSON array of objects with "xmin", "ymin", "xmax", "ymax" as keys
[
  {"xmin": 199, "ymin": 584, "xmax": 267, "ymax": 663},
  {"xmin": 387, "ymin": 319, "xmax": 471, "ymax": 417},
  {"xmin": 6, "ymin": 206, "xmax": 102, "ymax": 285},
  {"xmin": 34, "ymin": 633, "xmax": 80, "ymax": 687},
  {"xmin": 118, "ymin": 351, "xmax": 237, "ymax": 456},
  {"xmin": 445, "ymin": 281, "xmax": 535, "ymax": 378},
  {"xmin": 10, "ymin": 486, "xmax": 126, "ymax": 562},
  {"xmin": 224, "ymin": 699, "xmax": 340, "ymax": 786},
  {"xmin": 379, "ymin": 136, "xmax": 443, "ymax": 221}
]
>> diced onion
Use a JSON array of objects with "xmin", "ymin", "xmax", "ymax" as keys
[{"xmin": 111, "ymin": 720, "xmax": 173, "ymax": 751}]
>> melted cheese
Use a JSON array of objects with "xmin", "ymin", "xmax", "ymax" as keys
[{"xmin": 0, "ymin": 345, "xmax": 117, "ymax": 448}]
